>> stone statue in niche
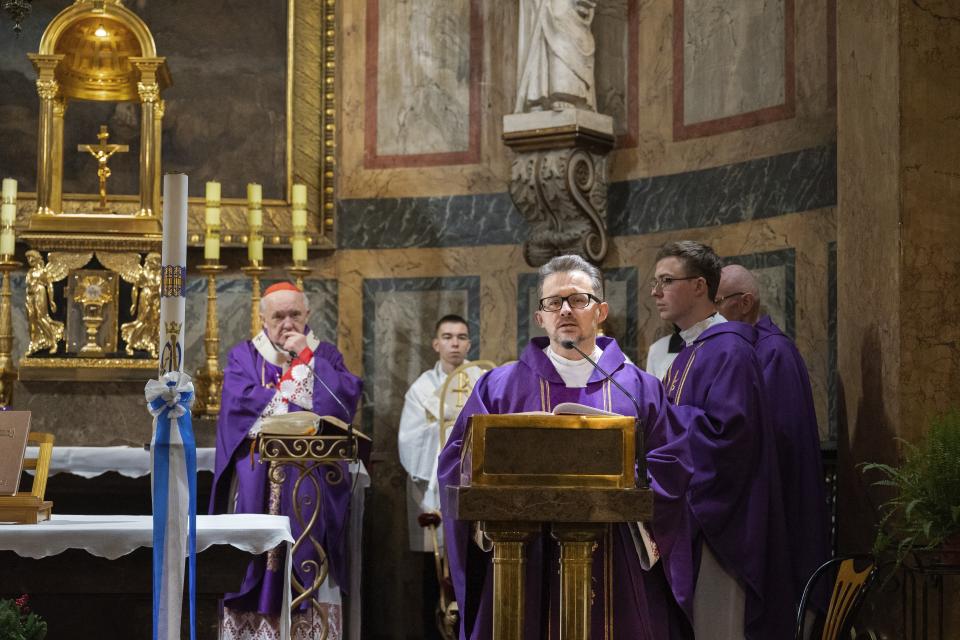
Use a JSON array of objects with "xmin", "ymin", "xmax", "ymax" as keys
[{"xmin": 516, "ymin": 0, "xmax": 599, "ymax": 112}]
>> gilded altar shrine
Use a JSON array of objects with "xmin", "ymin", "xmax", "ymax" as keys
[{"xmin": 10, "ymin": 0, "xmax": 171, "ymax": 383}]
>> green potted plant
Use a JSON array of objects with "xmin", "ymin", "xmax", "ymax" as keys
[
  {"xmin": 0, "ymin": 594, "xmax": 47, "ymax": 640},
  {"xmin": 862, "ymin": 410, "xmax": 960, "ymax": 565}
]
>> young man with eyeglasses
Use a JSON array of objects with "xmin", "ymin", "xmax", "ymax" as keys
[
  {"xmin": 650, "ymin": 241, "xmax": 793, "ymax": 639},
  {"xmin": 717, "ymin": 264, "xmax": 830, "ymax": 614},
  {"xmin": 438, "ymin": 253, "xmax": 698, "ymax": 639}
]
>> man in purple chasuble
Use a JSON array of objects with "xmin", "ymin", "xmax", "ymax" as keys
[
  {"xmin": 717, "ymin": 265, "xmax": 831, "ymax": 610},
  {"xmin": 438, "ymin": 255, "xmax": 700, "ymax": 640},
  {"xmin": 653, "ymin": 242, "xmax": 793, "ymax": 639},
  {"xmin": 210, "ymin": 282, "xmax": 363, "ymax": 639}
]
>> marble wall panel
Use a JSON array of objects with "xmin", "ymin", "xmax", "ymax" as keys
[
  {"xmin": 367, "ymin": 0, "xmax": 481, "ymax": 165},
  {"xmin": 516, "ymin": 268, "xmax": 638, "ymax": 363},
  {"xmin": 828, "ymin": 240, "xmax": 837, "ymax": 443},
  {"xmin": 338, "ymin": 0, "xmax": 834, "ymax": 200},
  {"xmin": 360, "ymin": 277, "xmax": 481, "ymax": 436},
  {"xmin": 677, "ymin": 0, "xmax": 793, "ymax": 137},
  {"xmin": 338, "ymin": 145, "xmax": 837, "ymax": 250}
]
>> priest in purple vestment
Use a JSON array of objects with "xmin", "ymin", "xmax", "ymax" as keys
[
  {"xmin": 652, "ymin": 241, "xmax": 793, "ymax": 639},
  {"xmin": 210, "ymin": 282, "xmax": 363, "ymax": 638},
  {"xmin": 717, "ymin": 264, "xmax": 831, "ymax": 608},
  {"xmin": 438, "ymin": 254, "xmax": 700, "ymax": 640}
]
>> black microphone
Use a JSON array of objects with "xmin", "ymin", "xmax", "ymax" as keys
[{"xmin": 560, "ymin": 339, "xmax": 647, "ymax": 488}]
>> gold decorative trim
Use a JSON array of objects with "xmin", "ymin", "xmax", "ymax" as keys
[
  {"xmin": 19, "ymin": 232, "xmax": 161, "ymax": 252},
  {"xmin": 19, "ymin": 356, "xmax": 156, "ymax": 381}
]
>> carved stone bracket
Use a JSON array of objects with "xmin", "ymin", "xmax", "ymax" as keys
[{"xmin": 503, "ymin": 110, "xmax": 615, "ymax": 267}]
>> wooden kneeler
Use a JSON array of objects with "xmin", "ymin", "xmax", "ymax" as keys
[{"xmin": 0, "ymin": 432, "xmax": 54, "ymax": 524}]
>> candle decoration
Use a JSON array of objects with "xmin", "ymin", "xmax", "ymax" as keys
[
  {"xmin": 1, "ymin": 178, "xmax": 17, "ymax": 258},
  {"xmin": 247, "ymin": 182, "xmax": 263, "ymax": 264},
  {"xmin": 204, "ymin": 181, "xmax": 221, "ymax": 262}
]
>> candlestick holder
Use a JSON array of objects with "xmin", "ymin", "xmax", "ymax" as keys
[
  {"xmin": 0, "ymin": 257, "xmax": 21, "ymax": 408},
  {"xmin": 193, "ymin": 261, "xmax": 227, "ymax": 415},
  {"xmin": 285, "ymin": 262, "xmax": 312, "ymax": 291},
  {"xmin": 241, "ymin": 262, "xmax": 270, "ymax": 339}
]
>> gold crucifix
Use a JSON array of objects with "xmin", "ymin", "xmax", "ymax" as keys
[{"xmin": 78, "ymin": 125, "xmax": 129, "ymax": 209}]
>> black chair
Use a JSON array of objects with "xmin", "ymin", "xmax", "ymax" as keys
[{"xmin": 795, "ymin": 555, "xmax": 878, "ymax": 640}]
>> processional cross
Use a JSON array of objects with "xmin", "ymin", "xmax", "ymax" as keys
[
  {"xmin": 78, "ymin": 125, "xmax": 129, "ymax": 209},
  {"xmin": 451, "ymin": 371, "xmax": 472, "ymax": 409}
]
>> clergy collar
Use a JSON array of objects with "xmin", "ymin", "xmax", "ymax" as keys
[
  {"xmin": 252, "ymin": 328, "xmax": 321, "ymax": 366},
  {"xmin": 523, "ymin": 336, "xmax": 625, "ymax": 385},
  {"xmin": 679, "ymin": 313, "xmax": 727, "ymax": 346}
]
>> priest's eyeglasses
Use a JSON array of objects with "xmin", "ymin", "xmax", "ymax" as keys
[
  {"xmin": 649, "ymin": 275, "xmax": 701, "ymax": 291},
  {"xmin": 539, "ymin": 292, "xmax": 601, "ymax": 312},
  {"xmin": 715, "ymin": 291, "xmax": 746, "ymax": 305}
]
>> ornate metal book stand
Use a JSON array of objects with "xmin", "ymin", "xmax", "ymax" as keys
[{"xmin": 257, "ymin": 421, "xmax": 365, "ymax": 639}]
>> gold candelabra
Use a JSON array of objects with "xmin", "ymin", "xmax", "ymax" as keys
[
  {"xmin": 242, "ymin": 261, "xmax": 270, "ymax": 339},
  {"xmin": 194, "ymin": 261, "xmax": 227, "ymax": 415},
  {"xmin": 0, "ymin": 257, "xmax": 20, "ymax": 407},
  {"xmin": 285, "ymin": 261, "xmax": 312, "ymax": 291}
]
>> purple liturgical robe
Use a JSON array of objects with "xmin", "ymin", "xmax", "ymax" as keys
[
  {"xmin": 438, "ymin": 336, "xmax": 702, "ymax": 640},
  {"xmin": 661, "ymin": 320, "xmax": 793, "ymax": 639},
  {"xmin": 209, "ymin": 329, "xmax": 362, "ymax": 615},
  {"xmin": 756, "ymin": 315, "xmax": 831, "ymax": 605}
]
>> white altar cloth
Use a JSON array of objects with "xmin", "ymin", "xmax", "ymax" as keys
[
  {"xmin": 23, "ymin": 446, "xmax": 216, "ymax": 478},
  {"xmin": 0, "ymin": 513, "xmax": 292, "ymax": 559}
]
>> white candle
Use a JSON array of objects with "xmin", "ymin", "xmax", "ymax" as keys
[
  {"xmin": 292, "ymin": 183, "xmax": 307, "ymax": 207},
  {"xmin": 292, "ymin": 208, "xmax": 307, "ymax": 229},
  {"xmin": 1, "ymin": 203, "xmax": 15, "ymax": 226},
  {"xmin": 292, "ymin": 237, "xmax": 307, "ymax": 262},
  {"xmin": 248, "ymin": 207, "xmax": 262, "ymax": 228},
  {"xmin": 248, "ymin": 236, "xmax": 263, "ymax": 263},
  {"xmin": 205, "ymin": 181, "xmax": 220, "ymax": 204},
  {"xmin": 247, "ymin": 183, "xmax": 262, "ymax": 205},
  {"xmin": 159, "ymin": 173, "xmax": 188, "ymax": 376},
  {"xmin": 204, "ymin": 234, "xmax": 220, "ymax": 261},
  {"xmin": 0, "ymin": 231, "xmax": 14, "ymax": 256},
  {"xmin": 1, "ymin": 178, "xmax": 16, "ymax": 204}
]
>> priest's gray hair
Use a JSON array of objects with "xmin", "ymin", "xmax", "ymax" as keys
[
  {"xmin": 537, "ymin": 254, "xmax": 604, "ymax": 299},
  {"xmin": 259, "ymin": 289, "xmax": 311, "ymax": 316}
]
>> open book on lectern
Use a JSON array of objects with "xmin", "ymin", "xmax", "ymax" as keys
[{"xmin": 518, "ymin": 402, "xmax": 621, "ymax": 417}]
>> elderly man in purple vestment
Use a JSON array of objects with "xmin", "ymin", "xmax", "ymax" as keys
[
  {"xmin": 210, "ymin": 281, "xmax": 362, "ymax": 639},
  {"xmin": 652, "ymin": 241, "xmax": 793, "ymax": 639},
  {"xmin": 438, "ymin": 254, "xmax": 701, "ymax": 640},
  {"xmin": 716, "ymin": 264, "xmax": 831, "ymax": 611}
]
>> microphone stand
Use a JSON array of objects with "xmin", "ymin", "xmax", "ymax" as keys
[{"xmin": 560, "ymin": 340, "xmax": 647, "ymax": 488}]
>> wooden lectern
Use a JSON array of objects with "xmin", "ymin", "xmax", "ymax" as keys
[{"xmin": 446, "ymin": 413, "xmax": 653, "ymax": 640}]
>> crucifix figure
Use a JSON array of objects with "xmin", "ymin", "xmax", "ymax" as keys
[{"xmin": 78, "ymin": 125, "xmax": 129, "ymax": 209}]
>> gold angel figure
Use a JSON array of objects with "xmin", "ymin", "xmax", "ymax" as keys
[
  {"xmin": 99, "ymin": 252, "xmax": 161, "ymax": 357},
  {"xmin": 24, "ymin": 250, "xmax": 93, "ymax": 355}
]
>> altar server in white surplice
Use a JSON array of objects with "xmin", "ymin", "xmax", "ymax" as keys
[{"xmin": 397, "ymin": 314, "xmax": 483, "ymax": 552}]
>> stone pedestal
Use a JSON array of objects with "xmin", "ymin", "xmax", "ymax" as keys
[{"xmin": 503, "ymin": 110, "xmax": 615, "ymax": 267}]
